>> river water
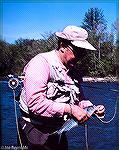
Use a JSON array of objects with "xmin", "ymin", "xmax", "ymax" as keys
[{"xmin": 0, "ymin": 80, "xmax": 119, "ymax": 150}]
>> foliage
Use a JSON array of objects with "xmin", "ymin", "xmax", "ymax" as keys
[
  {"xmin": 0, "ymin": 33, "xmax": 58, "ymax": 77},
  {"xmin": 81, "ymin": 7, "xmax": 116, "ymax": 77},
  {"xmin": 113, "ymin": 18, "xmax": 119, "ymax": 77},
  {"xmin": 0, "ymin": 8, "xmax": 118, "ymax": 78},
  {"xmin": 0, "ymin": 40, "xmax": 12, "ymax": 76},
  {"xmin": 40, "ymin": 32, "xmax": 58, "ymax": 52}
]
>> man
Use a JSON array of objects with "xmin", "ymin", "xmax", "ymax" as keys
[{"xmin": 18, "ymin": 25, "xmax": 105, "ymax": 150}]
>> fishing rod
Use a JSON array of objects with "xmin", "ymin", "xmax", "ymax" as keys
[{"xmin": 8, "ymin": 76, "xmax": 24, "ymax": 150}]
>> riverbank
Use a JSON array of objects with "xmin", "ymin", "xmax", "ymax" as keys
[
  {"xmin": 0, "ymin": 75, "xmax": 119, "ymax": 82},
  {"xmin": 83, "ymin": 76, "xmax": 119, "ymax": 82}
]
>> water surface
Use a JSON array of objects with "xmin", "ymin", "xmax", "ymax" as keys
[{"xmin": 0, "ymin": 81, "xmax": 119, "ymax": 150}]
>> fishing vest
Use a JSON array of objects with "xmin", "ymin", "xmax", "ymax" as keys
[{"xmin": 41, "ymin": 50, "xmax": 80, "ymax": 104}]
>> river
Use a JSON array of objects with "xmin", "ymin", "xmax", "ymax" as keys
[{"xmin": 0, "ymin": 80, "xmax": 119, "ymax": 150}]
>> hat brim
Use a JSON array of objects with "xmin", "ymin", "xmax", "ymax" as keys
[
  {"xmin": 71, "ymin": 40, "xmax": 96, "ymax": 51},
  {"xmin": 55, "ymin": 32, "xmax": 96, "ymax": 50}
]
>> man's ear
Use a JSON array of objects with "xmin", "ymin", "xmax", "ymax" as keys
[
  {"xmin": 60, "ymin": 42, "xmax": 65, "ymax": 53},
  {"xmin": 60, "ymin": 48, "xmax": 65, "ymax": 53},
  {"xmin": 60, "ymin": 42, "xmax": 68, "ymax": 53}
]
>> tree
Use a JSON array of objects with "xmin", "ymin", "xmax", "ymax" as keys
[
  {"xmin": 113, "ymin": 19, "xmax": 119, "ymax": 77},
  {"xmin": 82, "ymin": 7, "xmax": 107, "ymax": 46},
  {"xmin": 81, "ymin": 8, "xmax": 115, "ymax": 77},
  {"xmin": 0, "ymin": 40, "xmax": 12, "ymax": 76},
  {"xmin": 40, "ymin": 32, "xmax": 57, "ymax": 52},
  {"xmin": 0, "ymin": 33, "xmax": 58, "ymax": 76},
  {"xmin": 11, "ymin": 38, "xmax": 40, "ymax": 74}
]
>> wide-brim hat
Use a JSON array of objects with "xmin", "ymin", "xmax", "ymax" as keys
[{"xmin": 55, "ymin": 25, "xmax": 96, "ymax": 50}]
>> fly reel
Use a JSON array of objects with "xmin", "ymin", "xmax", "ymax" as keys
[{"xmin": 8, "ymin": 77, "xmax": 19, "ymax": 89}]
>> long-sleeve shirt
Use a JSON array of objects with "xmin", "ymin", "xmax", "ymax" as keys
[{"xmin": 19, "ymin": 50, "xmax": 80, "ymax": 117}]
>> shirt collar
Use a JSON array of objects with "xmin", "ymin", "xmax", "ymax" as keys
[{"xmin": 54, "ymin": 50, "xmax": 68, "ymax": 72}]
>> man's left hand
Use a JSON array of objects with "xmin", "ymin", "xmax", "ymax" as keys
[{"xmin": 95, "ymin": 105, "xmax": 105, "ymax": 117}]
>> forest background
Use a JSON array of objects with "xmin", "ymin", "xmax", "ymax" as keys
[{"xmin": 0, "ymin": 7, "xmax": 119, "ymax": 79}]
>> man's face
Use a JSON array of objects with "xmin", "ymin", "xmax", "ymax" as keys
[
  {"xmin": 62, "ymin": 45, "xmax": 79, "ymax": 69},
  {"xmin": 62, "ymin": 45, "xmax": 87, "ymax": 69}
]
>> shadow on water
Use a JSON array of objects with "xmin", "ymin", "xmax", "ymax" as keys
[{"xmin": 0, "ymin": 80, "xmax": 119, "ymax": 149}]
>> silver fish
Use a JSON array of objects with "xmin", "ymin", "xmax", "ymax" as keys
[{"xmin": 56, "ymin": 105, "xmax": 97, "ymax": 135}]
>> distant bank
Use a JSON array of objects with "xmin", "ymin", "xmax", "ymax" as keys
[
  {"xmin": 0, "ymin": 75, "xmax": 119, "ymax": 83},
  {"xmin": 83, "ymin": 76, "xmax": 119, "ymax": 82}
]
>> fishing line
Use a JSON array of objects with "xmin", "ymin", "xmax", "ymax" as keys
[
  {"xmin": 82, "ymin": 83, "xmax": 118, "ymax": 150},
  {"xmin": 95, "ymin": 96, "xmax": 119, "ymax": 124},
  {"xmin": 8, "ymin": 78, "xmax": 24, "ymax": 150},
  {"xmin": 83, "ymin": 95, "xmax": 118, "ymax": 150},
  {"xmin": 85, "ymin": 124, "xmax": 89, "ymax": 150},
  {"xmin": 12, "ymin": 90, "xmax": 23, "ymax": 150}
]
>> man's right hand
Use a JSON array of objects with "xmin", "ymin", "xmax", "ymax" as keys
[{"xmin": 64, "ymin": 104, "xmax": 90, "ymax": 123}]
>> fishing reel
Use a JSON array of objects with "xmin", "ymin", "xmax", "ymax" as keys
[
  {"xmin": 8, "ymin": 74, "xmax": 24, "ymax": 90},
  {"xmin": 8, "ymin": 77, "xmax": 19, "ymax": 89}
]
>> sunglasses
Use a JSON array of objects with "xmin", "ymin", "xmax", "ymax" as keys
[{"xmin": 68, "ymin": 45, "xmax": 87, "ymax": 58}]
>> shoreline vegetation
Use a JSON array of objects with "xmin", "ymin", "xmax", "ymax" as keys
[
  {"xmin": 1, "ymin": 8, "xmax": 119, "ymax": 83},
  {"xmin": 0, "ymin": 75, "xmax": 119, "ymax": 83},
  {"xmin": 83, "ymin": 76, "xmax": 119, "ymax": 82}
]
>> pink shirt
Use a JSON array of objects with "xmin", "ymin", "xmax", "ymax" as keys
[
  {"xmin": 20, "ymin": 50, "xmax": 92, "ymax": 118},
  {"xmin": 21, "ymin": 50, "xmax": 73, "ymax": 117}
]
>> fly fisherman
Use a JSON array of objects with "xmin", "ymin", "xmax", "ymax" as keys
[{"xmin": 18, "ymin": 25, "xmax": 105, "ymax": 150}]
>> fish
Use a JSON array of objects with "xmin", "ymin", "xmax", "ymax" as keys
[{"xmin": 56, "ymin": 105, "xmax": 97, "ymax": 135}]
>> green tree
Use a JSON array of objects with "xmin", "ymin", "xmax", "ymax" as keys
[
  {"xmin": 40, "ymin": 32, "xmax": 57, "ymax": 52},
  {"xmin": 81, "ymin": 8, "xmax": 115, "ymax": 77},
  {"xmin": 11, "ymin": 38, "xmax": 39, "ymax": 74},
  {"xmin": 82, "ymin": 8, "xmax": 107, "ymax": 48},
  {"xmin": 0, "ymin": 40, "xmax": 12, "ymax": 76},
  {"xmin": 0, "ymin": 32, "xmax": 58, "ymax": 76},
  {"xmin": 113, "ymin": 19, "xmax": 119, "ymax": 77}
]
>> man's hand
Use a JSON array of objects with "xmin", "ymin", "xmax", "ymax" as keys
[
  {"xmin": 64, "ymin": 104, "xmax": 90, "ymax": 123},
  {"xmin": 71, "ymin": 105, "xmax": 90, "ymax": 123},
  {"xmin": 79, "ymin": 100, "xmax": 93, "ymax": 109},
  {"xmin": 95, "ymin": 105, "xmax": 105, "ymax": 117}
]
